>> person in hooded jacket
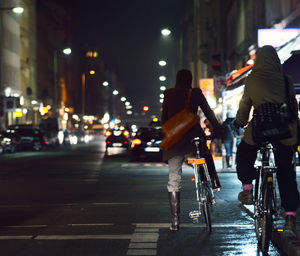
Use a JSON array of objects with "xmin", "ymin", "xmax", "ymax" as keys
[
  {"xmin": 222, "ymin": 111, "xmax": 236, "ymax": 168},
  {"xmin": 161, "ymin": 69, "xmax": 223, "ymax": 231},
  {"xmin": 235, "ymin": 45, "xmax": 300, "ymax": 236}
]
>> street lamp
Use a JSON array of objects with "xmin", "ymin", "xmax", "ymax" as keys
[
  {"xmin": 161, "ymin": 28, "xmax": 171, "ymax": 36},
  {"xmin": 53, "ymin": 47, "xmax": 72, "ymax": 111},
  {"xmin": 102, "ymin": 81, "xmax": 109, "ymax": 87},
  {"xmin": 159, "ymin": 76, "xmax": 166, "ymax": 81},
  {"xmin": 158, "ymin": 60, "xmax": 167, "ymax": 66}
]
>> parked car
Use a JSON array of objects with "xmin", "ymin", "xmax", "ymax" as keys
[
  {"xmin": 7, "ymin": 125, "xmax": 46, "ymax": 151},
  {"xmin": 0, "ymin": 131, "xmax": 18, "ymax": 153},
  {"xmin": 130, "ymin": 126, "xmax": 163, "ymax": 160},
  {"xmin": 105, "ymin": 129, "xmax": 130, "ymax": 150}
]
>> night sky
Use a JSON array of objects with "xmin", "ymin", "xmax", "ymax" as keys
[{"xmin": 63, "ymin": 0, "xmax": 188, "ymax": 115}]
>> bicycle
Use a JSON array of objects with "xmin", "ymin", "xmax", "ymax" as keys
[
  {"xmin": 187, "ymin": 137, "xmax": 217, "ymax": 233},
  {"xmin": 253, "ymin": 143, "xmax": 279, "ymax": 255}
]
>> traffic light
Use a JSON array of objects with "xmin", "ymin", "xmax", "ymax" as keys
[{"xmin": 143, "ymin": 106, "xmax": 149, "ymax": 111}]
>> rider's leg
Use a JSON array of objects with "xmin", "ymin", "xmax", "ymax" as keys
[
  {"xmin": 236, "ymin": 140, "xmax": 258, "ymax": 204},
  {"xmin": 167, "ymin": 155, "xmax": 184, "ymax": 231},
  {"xmin": 274, "ymin": 143, "xmax": 299, "ymax": 236}
]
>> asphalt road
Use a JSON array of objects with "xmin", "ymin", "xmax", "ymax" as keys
[{"xmin": 0, "ymin": 138, "xmax": 291, "ymax": 255}]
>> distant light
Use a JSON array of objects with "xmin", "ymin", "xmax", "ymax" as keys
[
  {"xmin": 159, "ymin": 60, "xmax": 167, "ymax": 66},
  {"xmin": 160, "ymin": 86, "xmax": 166, "ymax": 91},
  {"xmin": 143, "ymin": 106, "xmax": 149, "ymax": 111},
  {"xmin": 161, "ymin": 28, "xmax": 171, "ymax": 36},
  {"xmin": 125, "ymin": 101, "xmax": 130, "ymax": 106},
  {"xmin": 102, "ymin": 81, "xmax": 109, "ymax": 86},
  {"xmin": 12, "ymin": 7, "xmax": 24, "ymax": 14},
  {"xmin": 159, "ymin": 76, "xmax": 166, "ymax": 81},
  {"xmin": 63, "ymin": 48, "xmax": 72, "ymax": 55},
  {"xmin": 89, "ymin": 70, "xmax": 96, "ymax": 75},
  {"xmin": 126, "ymin": 110, "xmax": 133, "ymax": 115},
  {"xmin": 112, "ymin": 90, "xmax": 119, "ymax": 95},
  {"xmin": 160, "ymin": 99, "xmax": 164, "ymax": 103},
  {"xmin": 160, "ymin": 94, "xmax": 164, "ymax": 98},
  {"xmin": 120, "ymin": 97, "xmax": 126, "ymax": 101}
]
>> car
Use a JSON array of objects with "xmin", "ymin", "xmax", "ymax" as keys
[
  {"xmin": 105, "ymin": 129, "xmax": 130, "ymax": 150},
  {"xmin": 130, "ymin": 126, "xmax": 163, "ymax": 160},
  {"xmin": 0, "ymin": 131, "xmax": 18, "ymax": 153},
  {"xmin": 7, "ymin": 125, "xmax": 46, "ymax": 151},
  {"xmin": 39, "ymin": 117, "xmax": 60, "ymax": 148}
]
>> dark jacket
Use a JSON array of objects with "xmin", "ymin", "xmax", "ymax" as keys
[
  {"xmin": 161, "ymin": 87, "xmax": 222, "ymax": 162},
  {"xmin": 222, "ymin": 117, "xmax": 236, "ymax": 142},
  {"xmin": 236, "ymin": 45, "xmax": 298, "ymax": 146}
]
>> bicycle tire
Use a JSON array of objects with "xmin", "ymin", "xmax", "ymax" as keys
[
  {"xmin": 261, "ymin": 181, "xmax": 273, "ymax": 255},
  {"xmin": 254, "ymin": 170, "xmax": 262, "ymax": 241},
  {"xmin": 201, "ymin": 186, "xmax": 212, "ymax": 232},
  {"xmin": 202, "ymin": 201, "xmax": 212, "ymax": 232}
]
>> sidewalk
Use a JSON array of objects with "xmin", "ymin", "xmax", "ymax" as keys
[{"xmin": 213, "ymin": 155, "xmax": 300, "ymax": 255}]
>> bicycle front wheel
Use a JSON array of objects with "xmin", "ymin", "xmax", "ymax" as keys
[{"xmin": 261, "ymin": 181, "xmax": 274, "ymax": 255}]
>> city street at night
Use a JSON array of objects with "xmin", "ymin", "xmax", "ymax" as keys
[{"xmin": 0, "ymin": 137, "xmax": 298, "ymax": 255}]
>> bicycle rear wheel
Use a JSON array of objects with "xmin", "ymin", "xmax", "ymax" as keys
[
  {"xmin": 201, "ymin": 186, "xmax": 212, "ymax": 232},
  {"xmin": 261, "ymin": 181, "xmax": 273, "ymax": 255}
]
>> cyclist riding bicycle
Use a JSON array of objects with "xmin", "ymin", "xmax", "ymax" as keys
[
  {"xmin": 234, "ymin": 45, "xmax": 300, "ymax": 236},
  {"xmin": 161, "ymin": 69, "xmax": 223, "ymax": 231}
]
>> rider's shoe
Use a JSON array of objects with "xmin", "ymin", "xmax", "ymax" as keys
[
  {"xmin": 238, "ymin": 189, "xmax": 253, "ymax": 205},
  {"xmin": 284, "ymin": 215, "xmax": 297, "ymax": 237}
]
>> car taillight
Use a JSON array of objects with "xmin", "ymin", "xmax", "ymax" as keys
[
  {"xmin": 124, "ymin": 141, "xmax": 128, "ymax": 144},
  {"xmin": 132, "ymin": 138, "xmax": 141, "ymax": 146},
  {"xmin": 106, "ymin": 140, "xmax": 111, "ymax": 144}
]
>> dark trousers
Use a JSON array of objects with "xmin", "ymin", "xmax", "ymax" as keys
[{"xmin": 236, "ymin": 140, "xmax": 300, "ymax": 212}]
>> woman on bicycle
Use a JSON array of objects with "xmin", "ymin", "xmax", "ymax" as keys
[
  {"xmin": 235, "ymin": 45, "xmax": 300, "ymax": 236},
  {"xmin": 161, "ymin": 69, "xmax": 223, "ymax": 231}
]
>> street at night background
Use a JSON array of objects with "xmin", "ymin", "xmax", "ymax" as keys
[{"xmin": 1, "ymin": 1, "xmax": 300, "ymax": 255}]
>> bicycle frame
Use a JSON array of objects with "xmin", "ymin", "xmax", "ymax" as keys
[
  {"xmin": 254, "ymin": 143, "xmax": 279, "ymax": 254},
  {"xmin": 188, "ymin": 137, "xmax": 216, "ymax": 232}
]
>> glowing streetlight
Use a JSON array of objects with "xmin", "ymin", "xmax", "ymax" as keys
[
  {"xmin": 102, "ymin": 81, "xmax": 109, "ymax": 86},
  {"xmin": 63, "ymin": 47, "xmax": 72, "ymax": 55},
  {"xmin": 159, "ymin": 76, "xmax": 166, "ymax": 81},
  {"xmin": 158, "ymin": 60, "xmax": 167, "ymax": 66},
  {"xmin": 89, "ymin": 70, "xmax": 96, "ymax": 75},
  {"xmin": 161, "ymin": 28, "xmax": 171, "ymax": 36},
  {"xmin": 160, "ymin": 94, "xmax": 164, "ymax": 99},
  {"xmin": 160, "ymin": 86, "xmax": 166, "ymax": 91},
  {"xmin": 12, "ymin": 6, "xmax": 24, "ymax": 13},
  {"xmin": 120, "ymin": 97, "xmax": 126, "ymax": 102},
  {"xmin": 112, "ymin": 90, "xmax": 119, "ymax": 95}
]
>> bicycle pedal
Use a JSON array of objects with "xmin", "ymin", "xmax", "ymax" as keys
[{"xmin": 189, "ymin": 210, "xmax": 201, "ymax": 219}]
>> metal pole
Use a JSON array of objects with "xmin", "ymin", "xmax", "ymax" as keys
[
  {"xmin": 81, "ymin": 73, "xmax": 86, "ymax": 116},
  {"xmin": 53, "ymin": 51, "xmax": 57, "ymax": 111}
]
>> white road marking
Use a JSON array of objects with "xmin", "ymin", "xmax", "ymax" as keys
[
  {"xmin": 127, "ymin": 249, "xmax": 157, "ymax": 255},
  {"xmin": 35, "ymin": 234, "xmax": 132, "ymax": 240},
  {"xmin": 92, "ymin": 202, "xmax": 129, "ymax": 205},
  {"xmin": 2, "ymin": 225, "xmax": 48, "ymax": 228},
  {"xmin": 68, "ymin": 223, "xmax": 114, "ymax": 227},
  {"xmin": 0, "ymin": 236, "xmax": 32, "ymax": 240},
  {"xmin": 129, "ymin": 243, "xmax": 157, "ymax": 249}
]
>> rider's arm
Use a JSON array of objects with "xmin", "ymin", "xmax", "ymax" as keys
[{"xmin": 236, "ymin": 82, "xmax": 252, "ymax": 127}]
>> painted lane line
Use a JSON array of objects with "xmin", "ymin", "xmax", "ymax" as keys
[
  {"xmin": 130, "ymin": 233, "xmax": 159, "ymax": 243},
  {"xmin": 134, "ymin": 228, "xmax": 159, "ymax": 233},
  {"xmin": 68, "ymin": 223, "xmax": 114, "ymax": 227},
  {"xmin": 0, "ymin": 236, "xmax": 32, "ymax": 240},
  {"xmin": 92, "ymin": 202, "xmax": 129, "ymax": 205},
  {"xmin": 129, "ymin": 243, "xmax": 157, "ymax": 249},
  {"xmin": 35, "ymin": 234, "xmax": 132, "ymax": 240},
  {"xmin": 133, "ymin": 223, "xmax": 253, "ymax": 228},
  {"xmin": 126, "ymin": 249, "xmax": 157, "ymax": 255},
  {"xmin": 1, "ymin": 225, "xmax": 48, "ymax": 228}
]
